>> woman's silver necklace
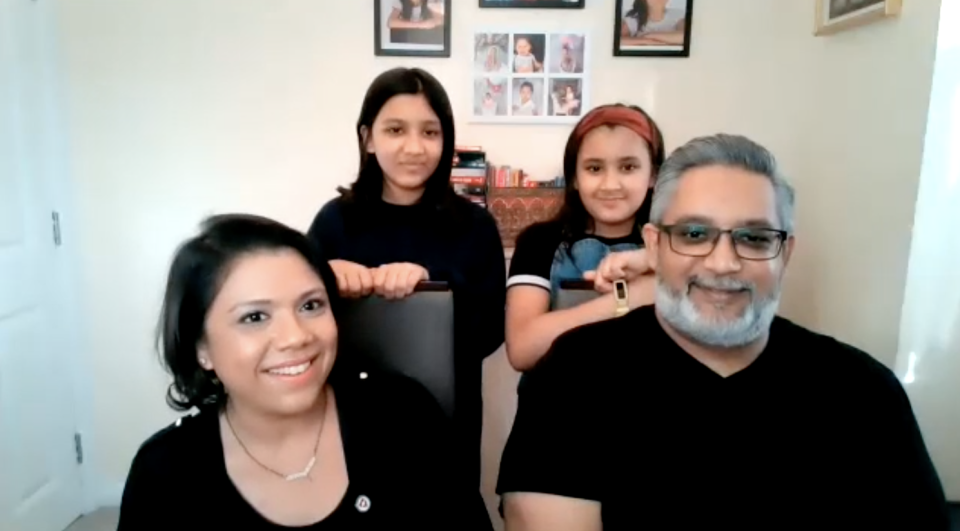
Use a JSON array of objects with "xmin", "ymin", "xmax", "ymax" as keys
[{"xmin": 225, "ymin": 402, "xmax": 326, "ymax": 482}]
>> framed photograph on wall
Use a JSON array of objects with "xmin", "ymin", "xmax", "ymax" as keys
[
  {"xmin": 471, "ymin": 30, "xmax": 590, "ymax": 124},
  {"xmin": 814, "ymin": 0, "xmax": 901, "ymax": 36},
  {"xmin": 374, "ymin": 0, "xmax": 452, "ymax": 57},
  {"xmin": 613, "ymin": 0, "xmax": 694, "ymax": 57},
  {"xmin": 479, "ymin": 0, "xmax": 585, "ymax": 8}
]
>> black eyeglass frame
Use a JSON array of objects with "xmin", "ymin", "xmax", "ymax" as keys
[{"xmin": 657, "ymin": 224, "xmax": 790, "ymax": 261}]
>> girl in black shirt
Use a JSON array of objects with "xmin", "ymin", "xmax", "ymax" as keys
[
  {"xmin": 505, "ymin": 104, "xmax": 665, "ymax": 371},
  {"xmin": 307, "ymin": 68, "xmax": 505, "ymax": 494},
  {"xmin": 118, "ymin": 214, "xmax": 486, "ymax": 530}
]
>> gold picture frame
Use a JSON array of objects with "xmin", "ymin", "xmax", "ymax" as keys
[{"xmin": 814, "ymin": 0, "xmax": 902, "ymax": 36}]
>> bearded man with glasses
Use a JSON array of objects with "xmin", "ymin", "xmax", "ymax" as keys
[{"xmin": 496, "ymin": 134, "xmax": 950, "ymax": 531}]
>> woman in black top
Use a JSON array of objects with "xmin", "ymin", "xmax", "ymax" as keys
[
  {"xmin": 307, "ymin": 68, "xmax": 506, "ymax": 491},
  {"xmin": 118, "ymin": 214, "xmax": 486, "ymax": 530}
]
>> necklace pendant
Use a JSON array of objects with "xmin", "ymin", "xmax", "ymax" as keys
[{"xmin": 284, "ymin": 456, "xmax": 316, "ymax": 481}]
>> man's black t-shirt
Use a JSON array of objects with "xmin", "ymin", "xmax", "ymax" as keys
[
  {"xmin": 497, "ymin": 305, "xmax": 950, "ymax": 530},
  {"xmin": 118, "ymin": 370, "xmax": 491, "ymax": 530}
]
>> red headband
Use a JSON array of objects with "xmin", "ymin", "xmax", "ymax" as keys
[{"xmin": 574, "ymin": 106, "xmax": 660, "ymax": 158}]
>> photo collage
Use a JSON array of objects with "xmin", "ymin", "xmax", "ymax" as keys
[{"xmin": 472, "ymin": 31, "xmax": 588, "ymax": 123}]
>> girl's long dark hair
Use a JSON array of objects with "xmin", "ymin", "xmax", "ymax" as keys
[
  {"xmin": 553, "ymin": 103, "xmax": 665, "ymax": 244},
  {"xmin": 338, "ymin": 67, "xmax": 464, "ymax": 228},
  {"xmin": 400, "ymin": 0, "xmax": 434, "ymax": 20},
  {"xmin": 625, "ymin": 0, "xmax": 650, "ymax": 33}
]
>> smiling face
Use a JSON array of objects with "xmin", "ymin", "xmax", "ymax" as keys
[
  {"xmin": 643, "ymin": 165, "xmax": 794, "ymax": 348},
  {"xmin": 576, "ymin": 125, "xmax": 654, "ymax": 237},
  {"xmin": 198, "ymin": 249, "xmax": 337, "ymax": 416},
  {"xmin": 363, "ymin": 93, "xmax": 443, "ymax": 205}
]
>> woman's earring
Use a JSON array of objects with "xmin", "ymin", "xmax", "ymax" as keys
[{"xmin": 199, "ymin": 357, "xmax": 212, "ymax": 369}]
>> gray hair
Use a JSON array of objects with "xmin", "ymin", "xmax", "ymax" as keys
[{"xmin": 650, "ymin": 134, "xmax": 796, "ymax": 233}]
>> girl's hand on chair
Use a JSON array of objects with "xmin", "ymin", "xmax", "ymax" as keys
[
  {"xmin": 373, "ymin": 263, "xmax": 429, "ymax": 300},
  {"xmin": 329, "ymin": 260, "xmax": 375, "ymax": 298}
]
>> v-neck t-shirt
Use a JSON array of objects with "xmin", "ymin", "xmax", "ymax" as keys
[
  {"xmin": 497, "ymin": 305, "xmax": 950, "ymax": 530},
  {"xmin": 118, "ymin": 370, "xmax": 491, "ymax": 530}
]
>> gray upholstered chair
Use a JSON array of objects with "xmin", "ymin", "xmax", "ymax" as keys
[{"xmin": 336, "ymin": 281, "xmax": 456, "ymax": 417}]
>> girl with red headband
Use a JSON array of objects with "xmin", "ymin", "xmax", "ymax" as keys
[{"xmin": 505, "ymin": 103, "xmax": 663, "ymax": 371}]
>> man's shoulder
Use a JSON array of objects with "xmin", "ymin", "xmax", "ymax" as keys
[{"xmin": 774, "ymin": 316, "xmax": 899, "ymax": 385}]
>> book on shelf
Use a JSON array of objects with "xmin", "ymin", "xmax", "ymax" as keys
[{"xmin": 452, "ymin": 147, "xmax": 488, "ymax": 206}]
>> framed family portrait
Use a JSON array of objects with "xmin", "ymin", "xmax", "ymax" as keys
[
  {"xmin": 613, "ymin": 0, "xmax": 694, "ymax": 57},
  {"xmin": 471, "ymin": 30, "xmax": 590, "ymax": 124},
  {"xmin": 814, "ymin": 0, "xmax": 902, "ymax": 36},
  {"xmin": 479, "ymin": 0, "xmax": 585, "ymax": 8},
  {"xmin": 374, "ymin": 0, "xmax": 452, "ymax": 57}
]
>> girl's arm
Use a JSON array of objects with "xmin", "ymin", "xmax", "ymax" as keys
[
  {"xmin": 639, "ymin": 18, "xmax": 687, "ymax": 45},
  {"xmin": 506, "ymin": 287, "xmax": 625, "ymax": 371},
  {"xmin": 503, "ymin": 225, "xmax": 653, "ymax": 371}
]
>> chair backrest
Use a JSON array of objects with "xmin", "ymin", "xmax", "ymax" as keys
[
  {"xmin": 336, "ymin": 281, "xmax": 456, "ymax": 417},
  {"xmin": 555, "ymin": 280, "xmax": 601, "ymax": 310}
]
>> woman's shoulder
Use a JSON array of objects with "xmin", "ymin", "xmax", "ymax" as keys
[
  {"xmin": 129, "ymin": 411, "xmax": 216, "ymax": 477},
  {"xmin": 336, "ymin": 369, "xmax": 441, "ymax": 421}
]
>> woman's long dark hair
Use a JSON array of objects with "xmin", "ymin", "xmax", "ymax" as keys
[
  {"xmin": 338, "ymin": 67, "xmax": 461, "ymax": 220},
  {"xmin": 400, "ymin": 0, "xmax": 433, "ymax": 20},
  {"xmin": 157, "ymin": 214, "xmax": 342, "ymax": 412},
  {"xmin": 625, "ymin": 0, "xmax": 650, "ymax": 33},
  {"xmin": 553, "ymin": 103, "xmax": 665, "ymax": 244}
]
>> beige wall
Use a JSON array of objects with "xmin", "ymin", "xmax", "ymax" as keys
[{"xmin": 53, "ymin": 0, "xmax": 942, "ymax": 506}]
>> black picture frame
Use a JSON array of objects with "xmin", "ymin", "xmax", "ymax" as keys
[
  {"xmin": 374, "ymin": 0, "xmax": 452, "ymax": 57},
  {"xmin": 479, "ymin": 0, "xmax": 585, "ymax": 8},
  {"xmin": 613, "ymin": 0, "xmax": 694, "ymax": 58}
]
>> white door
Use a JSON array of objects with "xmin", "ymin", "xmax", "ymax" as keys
[{"xmin": 0, "ymin": 0, "xmax": 85, "ymax": 530}]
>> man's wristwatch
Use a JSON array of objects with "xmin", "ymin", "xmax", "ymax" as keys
[{"xmin": 613, "ymin": 279, "xmax": 630, "ymax": 317}]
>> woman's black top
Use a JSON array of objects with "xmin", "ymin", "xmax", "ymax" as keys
[
  {"xmin": 307, "ymin": 195, "xmax": 506, "ymax": 487},
  {"xmin": 118, "ymin": 370, "xmax": 491, "ymax": 530}
]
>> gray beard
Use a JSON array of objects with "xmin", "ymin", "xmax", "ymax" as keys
[{"xmin": 655, "ymin": 275, "xmax": 780, "ymax": 348}]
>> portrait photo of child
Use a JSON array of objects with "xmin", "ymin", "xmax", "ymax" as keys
[
  {"xmin": 511, "ymin": 78, "xmax": 544, "ymax": 117},
  {"xmin": 511, "ymin": 33, "xmax": 545, "ymax": 73},
  {"xmin": 474, "ymin": 33, "xmax": 510, "ymax": 74},
  {"xmin": 479, "ymin": 0, "xmax": 584, "ymax": 8},
  {"xmin": 375, "ymin": 0, "xmax": 451, "ymax": 57},
  {"xmin": 474, "ymin": 78, "xmax": 508, "ymax": 117},
  {"xmin": 614, "ymin": 0, "xmax": 693, "ymax": 57},
  {"xmin": 548, "ymin": 33, "xmax": 585, "ymax": 74},
  {"xmin": 548, "ymin": 78, "xmax": 582, "ymax": 117}
]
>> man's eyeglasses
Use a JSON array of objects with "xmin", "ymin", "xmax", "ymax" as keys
[{"xmin": 658, "ymin": 224, "xmax": 788, "ymax": 261}]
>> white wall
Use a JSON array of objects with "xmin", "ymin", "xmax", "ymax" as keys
[
  {"xmin": 896, "ymin": 0, "xmax": 960, "ymax": 500},
  {"xmin": 52, "ymin": 0, "xmax": 945, "ymax": 505}
]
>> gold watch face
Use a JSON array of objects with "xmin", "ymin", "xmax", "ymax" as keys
[{"xmin": 614, "ymin": 279, "xmax": 628, "ymax": 302}]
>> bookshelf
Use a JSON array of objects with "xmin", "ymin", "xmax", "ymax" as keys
[{"xmin": 453, "ymin": 146, "xmax": 565, "ymax": 249}]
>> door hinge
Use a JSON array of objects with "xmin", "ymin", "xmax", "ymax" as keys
[
  {"xmin": 52, "ymin": 211, "xmax": 61, "ymax": 246},
  {"xmin": 74, "ymin": 433, "xmax": 83, "ymax": 464}
]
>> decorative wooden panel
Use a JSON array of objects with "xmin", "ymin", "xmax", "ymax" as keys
[{"xmin": 487, "ymin": 188, "xmax": 564, "ymax": 248}]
